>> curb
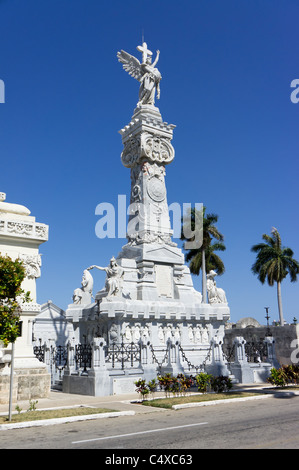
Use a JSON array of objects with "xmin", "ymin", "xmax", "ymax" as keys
[
  {"xmin": 172, "ymin": 394, "xmax": 272, "ymax": 409},
  {"xmin": 0, "ymin": 410, "xmax": 135, "ymax": 431}
]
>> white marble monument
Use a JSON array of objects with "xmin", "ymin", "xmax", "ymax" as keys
[
  {"xmin": 0, "ymin": 192, "xmax": 50, "ymax": 403},
  {"xmin": 64, "ymin": 43, "xmax": 230, "ymax": 396}
]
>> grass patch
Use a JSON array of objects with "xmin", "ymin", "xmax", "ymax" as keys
[
  {"xmin": 0, "ymin": 406, "xmax": 118, "ymax": 424},
  {"xmin": 140, "ymin": 392, "xmax": 261, "ymax": 409}
]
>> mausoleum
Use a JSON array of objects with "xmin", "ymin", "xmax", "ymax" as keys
[{"xmin": 0, "ymin": 192, "xmax": 50, "ymax": 403}]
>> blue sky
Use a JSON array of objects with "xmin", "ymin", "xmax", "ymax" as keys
[{"xmin": 0, "ymin": 0, "xmax": 298, "ymax": 325}]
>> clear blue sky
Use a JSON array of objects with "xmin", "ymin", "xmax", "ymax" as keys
[{"xmin": 0, "ymin": 0, "xmax": 298, "ymax": 325}]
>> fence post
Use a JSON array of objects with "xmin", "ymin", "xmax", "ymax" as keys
[
  {"xmin": 206, "ymin": 335, "xmax": 231, "ymax": 377},
  {"xmin": 88, "ymin": 337, "xmax": 111, "ymax": 395},
  {"xmin": 139, "ymin": 338, "xmax": 157, "ymax": 380},
  {"xmin": 264, "ymin": 336, "xmax": 279, "ymax": 368},
  {"xmin": 228, "ymin": 336, "xmax": 254, "ymax": 384},
  {"xmin": 233, "ymin": 336, "xmax": 247, "ymax": 363},
  {"xmin": 43, "ymin": 342, "xmax": 50, "ymax": 366},
  {"xmin": 91, "ymin": 337, "xmax": 107, "ymax": 371},
  {"xmin": 65, "ymin": 338, "xmax": 76, "ymax": 375},
  {"xmin": 161, "ymin": 338, "xmax": 184, "ymax": 376}
]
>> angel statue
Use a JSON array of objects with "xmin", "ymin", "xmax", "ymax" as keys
[{"xmin": 117, "ymin": 42, "xmax": 162, "ymax": 107}]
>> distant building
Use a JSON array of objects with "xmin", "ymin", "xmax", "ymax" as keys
[{"xmin": 33, "ymin": 301, "xmax": 75, "ymax": 346}]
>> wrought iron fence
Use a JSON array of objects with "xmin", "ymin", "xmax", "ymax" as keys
[
  {"xmin": 222, "ymin": 343, "xmax": 235, "ymax": 363},
  {"xmin": 222, "ymin": 339, "xmax": 269, "ymax": 363},
  {"xmin": 106, "ymin": 339, "xmax": 141, "ymax": 370},
  {"xmin": 33, "ymin": 343, "xmax": 45, "ymax": 363},
  {"xmin": 245, "ymin": 340, "xmax": 268, "ymax": 363},
  {"xmin": 75, "ymin": 344, "xmax": 92, "ymax": 374},
  {"xmin": 33, "ymin": 343, "xmax": 68, "ymax": 385}
]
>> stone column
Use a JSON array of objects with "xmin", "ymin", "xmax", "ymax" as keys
[
  {"xmin": 140, "ymin": 338, "xmax": 157, "ymax": 381},
  {"xmin": 233, "ymin": 336, "xmax": 247, "ymax": 363},
  {"xmin": 91, "ymin": 337, "xmax": 107, "ymax": 371},
  {"xmin": 229, "ymin": 336, "xmax": 254, "ymax": 384},
  {"xmin": 206, "ymin": 335, "xmax": 231, "ymax": 377},
  {"xmin": 161, "ymin": 338, "xmax": 184, "ymax": 376},
  {"xmin": 0, "ymin": 192, "xmax": 50, "ymax": 402},
  {"xmin": 264, "ymin": 336, "xmax": 280, "ymax": 368}
]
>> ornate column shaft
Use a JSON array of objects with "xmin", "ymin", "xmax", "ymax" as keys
[{"xmin": 119, "ymin": 107, "xmax": 176, "ymax": 246}]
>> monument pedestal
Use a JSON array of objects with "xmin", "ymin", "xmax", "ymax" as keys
[
  {"xmin": 64, "ymin": 44, "xmax": 232, "ymax": 396},
  {"xmin": 0, "ymin": 192, "xmax": 51, "ymax": 403}
]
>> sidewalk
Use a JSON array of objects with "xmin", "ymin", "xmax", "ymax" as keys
[
  {"xmin": 0, "ymin": 388, "xmax": 161, "ymax": 415},
  {"xmin": 0, "ymin": 382, "xmax": 269, "ymax": 413},
  {"xmin": 0, "ymin": 383, "xmax": 297, "ymax": 430}
]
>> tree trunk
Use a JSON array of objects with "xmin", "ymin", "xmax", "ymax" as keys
[
  {"xmin": 202, "ymin": 248, "xmax": 207, "ymax": 303},
  {"xmin": 277, "ymin": 281, "xmax": 284, "ymax": 326}
]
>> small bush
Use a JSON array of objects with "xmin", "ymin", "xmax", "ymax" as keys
[
  {"xmin": 157, "ymin": 373, "xmax": 174, "ymax": 397},
  {"xmin": 147, "ymin": 378, "xmax": 157, "ymax": 396},
  {"xmin": 134, "ymin": 379, "xmax": 150, "ymax": 399},
  {"xmin": 177, "ymin": 374, "xmax": 193, "ymax": 395},
  {"xmin": 267, "ymin": 365, "xmax": 299, "ymax": 387},
  {"xmin": 194, "ymin": 373, "xmax": 213, "ymax": 393},
  {"xmin": 136, "ymin": 372, "xmax": 235, "ymax": 400},
  {"xmin": 210, "ymin": 375, "xmax": 233, "ymax": 393},
  {"xmin": 157, "ymin": 373, "xmax": 194, "ymax": 397}
]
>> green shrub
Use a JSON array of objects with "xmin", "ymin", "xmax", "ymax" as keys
[
  {"xmin": 147, "ymin": 378, "xmax": 157, "ymax": 394},
  {"xmin": 194, "ymin": 373, "xmax": 213, "ymax": 393},
  {"xmin": 267, "ymin": 365, "xmax": 299, "ymax": 387},
  {"xmin": 157, "ymin": 373, "xmax": 174, "ymax": 397},
  {"xmin": 177, "ymin": 374, "xmax": 193, "ymax": 395},
  {"xmin": 157, "ymin": 373, "xmax": 194, "ymax": 397},
  {"xmin": 267, "ymin": 367, "xmax": 288, "ymax": 387},
  {"xmin": 134, "ymin": 379, "xmax": 149, "ymax": 399},
  {"xmin": 210, "ymin": 375, "xmax": 233, "ymax": 393}
]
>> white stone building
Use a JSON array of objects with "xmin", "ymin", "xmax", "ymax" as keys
[{"xmin": 0, "ymin": 192, "xmax": 50, "ymax": 403}]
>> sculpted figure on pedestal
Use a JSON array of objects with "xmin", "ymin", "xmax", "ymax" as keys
[
  {"xmin": 206, "ymin": 270, "xmax": 227, "ymax": 304},
  {"xmin": 72, "ymin": 269, "xmax": 94, "ymax": 305},
  {"xmin": 88, "ymin": 257, "xmax": 124, "ymax": 298},
  {"xmin": 117, "ymin": 42, "xmax": 161, "ymax": 106}
]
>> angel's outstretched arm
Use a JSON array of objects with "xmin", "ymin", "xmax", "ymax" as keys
[
  {"xmin": 87, "ymin": 265, "xmax": 106, "ymax": 271},
  {"xmin": 152, "ymin": 50, "xmax": 160, "ymax": 68}
]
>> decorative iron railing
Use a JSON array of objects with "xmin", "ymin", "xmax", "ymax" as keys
[
  {"xmin": 75, "ymin": 344, "xmax": 92, "ymax": 374},
  {"xmin": 245, "ymin": 340, "xmax": 268, "ymax": 363},
  {"xmin": 105, "ymin": 339, "xmax": 141, "ymax": 370},
  {"xmin": 33, "ymin": 343, "xmax": 45, "ymax": 363},
  {"xmin": 222, "ymin": 343, "xmax": 235, "ymax": 363},
  {"xmin": 33, "ymin": 343, "xmax": 68, "ymax": 385}
]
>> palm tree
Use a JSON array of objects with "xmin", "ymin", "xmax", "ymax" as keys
[
  {"xmin": 182, "ymin": 207, "xmax": 225, "ymax": 303},
  {"xmin": 251, "ymin": 227, "xmax": 299, "ymax": 326}
]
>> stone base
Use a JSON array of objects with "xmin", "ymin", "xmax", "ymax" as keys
[
  {"xmin": 0, "ymin": 367, "xmax": 51, "ymax": 404},
  {"xmin": 0, "ymin": 375, "xmax": 17, "ymax": 405},
  {"xmin": 63, "ymin": 369, "xmax": 142, "ymax": 397}
]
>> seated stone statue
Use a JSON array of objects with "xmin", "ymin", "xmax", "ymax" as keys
[
  {"xmin": 72, "ymin": 269, "xmax": 94, "ymax": 305},
  {"xmin": 206, "ymin": 270, "xmax": 227, "ymax": 304},
  {"xmin": 87, "ymin": 257, "xmax": 124, "ymax": 298}
]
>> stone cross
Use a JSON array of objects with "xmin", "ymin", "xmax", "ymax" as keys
[{"xmin": 137, "ymin": 42, "xmax": 153, "ymax": 64}]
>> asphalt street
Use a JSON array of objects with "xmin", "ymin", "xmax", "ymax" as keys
[{"xmin": 1, "ymin": 394, "xmax": 299, "ymax": 450}]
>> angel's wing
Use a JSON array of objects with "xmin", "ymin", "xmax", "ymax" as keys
[{"xmin": 117, "ymin": 50, "xmax": 142, "ymax": 81}]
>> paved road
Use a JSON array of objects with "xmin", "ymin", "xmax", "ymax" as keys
[{"xmin": 1, "ymin": 395, "xmax": 299, "ymax": 450}]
